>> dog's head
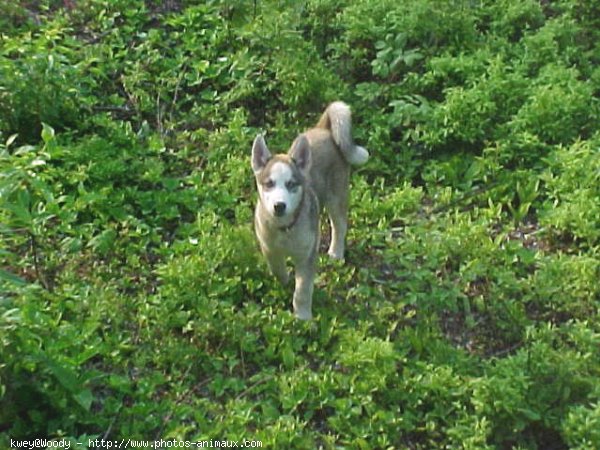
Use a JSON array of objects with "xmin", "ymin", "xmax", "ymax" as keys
[{"xmin": 251, "ymin": 134, "xmax": 311, "ymax": 219}]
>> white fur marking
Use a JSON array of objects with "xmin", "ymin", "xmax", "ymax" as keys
[
  {"xmin": 260, "ymin": 162, "xmax": 303, "ymax": 219},
  {"xmin": 348, "ymin": 146, "xmax": 369, "ymax": 165}
]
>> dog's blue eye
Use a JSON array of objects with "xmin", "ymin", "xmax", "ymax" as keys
[{"xmin": 286, "ymin": 181, "xmax": 298, "ymax": 190}]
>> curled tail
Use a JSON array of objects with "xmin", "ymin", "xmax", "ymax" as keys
[{"xmin": 316, "ymin": 101, "xmax": 369, "ymax": 166}]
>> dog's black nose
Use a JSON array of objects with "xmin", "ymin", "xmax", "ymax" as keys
[{"xmin": 274, "ymin": 202, "xmax": 286, "ymax": 216}]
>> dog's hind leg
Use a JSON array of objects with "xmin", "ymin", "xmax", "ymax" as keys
[
  {"xmin": 292, "ymin": 260, "xmax": 316, "ymax": 320},
  {"xmin": 326, "ymin": 196, "xmax": 348, "ymax": 261}
]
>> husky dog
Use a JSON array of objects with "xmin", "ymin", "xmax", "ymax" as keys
[{"xmin": 251, "ymin": 101, "xmax": 369, "ymax": 320}]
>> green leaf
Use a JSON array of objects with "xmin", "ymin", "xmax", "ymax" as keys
[
  {"xmin": 6, "ymin": 134, "xmax": 18, "ymax": 148},
  {"xmin": 73, "ymin": 389, "xmax": 94, "ymax": 412},
  {"xmin": 281, "ymin": 343, "xmax": 295, "ymax": 369},
  {"xmin": 0, "ymin": 269, "xmax": 27, "ymax": 286},
  {"xmin": 41, "ymin": 123, "xmax": 55, "ymax": 144},
  {"xmin": 519, "ymin": 408, "xmax": 541, "ymax": 421},
  {"xmin": 42, "ymin": 355, "xmax": 94, "ymax": 411}
]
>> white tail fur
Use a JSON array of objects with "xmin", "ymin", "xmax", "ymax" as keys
[{"xmin": 316, "ymin": 101, "xmax": 369, "ymax": 166}]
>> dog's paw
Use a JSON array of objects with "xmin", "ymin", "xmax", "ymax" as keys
[
  {"xmin": 294, "ymin": 308, "xmax": 313, "ymax": 321},
  {"xmin": 327, "ymin": 249, "xmax": 345, "ymax": 262}
]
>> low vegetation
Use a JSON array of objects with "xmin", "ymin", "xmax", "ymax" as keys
[{"xmin": 1, "ymin": 0, "xmax": 599, "ymax": 448}]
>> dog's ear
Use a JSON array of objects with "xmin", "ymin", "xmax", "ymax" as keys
[
  {"xmin": 289, "ymin": 135, "xmax": 311, "ymax": 174},
  {"xmin": 252, "ymin": 135, "xmax": 271, "ymax": 174}
]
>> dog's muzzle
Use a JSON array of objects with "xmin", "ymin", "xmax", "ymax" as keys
[{"xmin": 274, "ymin": 202, "xmax": 286, "ymax": 217}]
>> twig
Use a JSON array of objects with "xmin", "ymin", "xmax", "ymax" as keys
[
  {"xmin": 234, "ymin": 375, "xmax": 275, "ymax": 401},
  {"xmin": 92, "ymin": 106, "xmax": 133, "ymax": 113},
  {"xmin": 487, "ymin": 342, "xmax": 522, "ymax": 358},
  {"xmin": 102, "ymin": 410, "xmax": 119, "ymax": 440},
  {"xmin": 431, "ymin": 181, "xmax": 502, "ymax": 214},
  {"xmin": 29, "ymin": 232, "xmax": 49, "ymax": 291},
  {"xmin": 83, "ymin": 30, "xmax": 113, "ymax": 45},
  {"xmin": 240, "ymin": 342, "xmax": 247, "ymax": 379},
  {"xmin": 156, "ymin": 90, "xmax": 163, "ymax": 137},
  {"xmin": 169, "ymin": 65, "xmax": 187, "ymax": 127},
  {"xmin": 153, "ymin": 371, "xmax": 212, "ymax": 442}
]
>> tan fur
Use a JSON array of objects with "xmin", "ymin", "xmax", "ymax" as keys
[{"xmin": 252, "ymin": 101, "xmax": 369, "ymax": 320}]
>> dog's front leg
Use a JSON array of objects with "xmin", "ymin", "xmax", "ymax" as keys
[
  {"xmin": 266, "ymin": 251, "xmax": 289, "ymax": 285},
  {"xmin": 292, "ymin": 258, "xmax": 316, "ymax": 320}
]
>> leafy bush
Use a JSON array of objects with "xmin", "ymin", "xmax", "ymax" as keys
[
  {"xmin": 540, "ymin": 138, "xmax": 600, "ymax": 246},
  {"xmin": 1, "ymin": 0, "xmax": 599, "ymax": 448},
  {"xmin": 1, "ymin": 40, "xmax": 81, "ymax": 142}
]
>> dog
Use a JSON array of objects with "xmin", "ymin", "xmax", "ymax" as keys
[{"xmin": 251, "ymin": 101, "xmax": 369, "ymax": 320}]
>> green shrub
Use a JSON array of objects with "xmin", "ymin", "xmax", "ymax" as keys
[
  {"xmin": 540, "ymin": 139, "xmax": 600, "ymax": 246},
  {"xmin": 0, "ymin": 23, "xmax": 87, "ymax": 142},
  {"xmin": 510, "ymin": 65, "xmax": 596, "ymax": 144},
  {"xmin": 484, "ymin": 0, "xmax": 545, "ymax": 42},
  {"xmin": 1, "ymin": 1, "xmax": 599, "ymax": 447},
  {"xmin": 563, "ymin": 400, "xmax": 600, "ymax": 449}
]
